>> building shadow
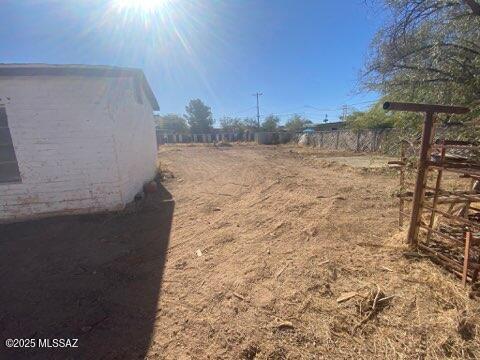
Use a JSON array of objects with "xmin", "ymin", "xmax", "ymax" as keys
[{"xmin": 0, "ymin": 182, "xmax": 174, "ymax": 359}]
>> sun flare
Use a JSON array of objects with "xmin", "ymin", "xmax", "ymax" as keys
[{"xmin": 113, "ymin": 0, "xmax": 168, "ymax": 14}]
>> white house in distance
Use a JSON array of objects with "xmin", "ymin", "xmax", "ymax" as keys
[{"xmin": 0, "ymin": 64, "xmax": 159, "ymax": 223}]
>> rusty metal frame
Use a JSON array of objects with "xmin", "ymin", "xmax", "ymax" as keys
[{"xmin": 385, "ymin": 102, "xmax": 480, "ymax": 285}]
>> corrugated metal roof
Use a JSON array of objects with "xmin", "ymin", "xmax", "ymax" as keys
[{"xmin": 0, "ymin": 64, "xmax": 159, "ymax": 111}]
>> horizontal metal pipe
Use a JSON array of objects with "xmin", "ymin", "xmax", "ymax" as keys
[
  {"xmin": 383, "ymin": 102, "xmax": 470, "ymax": 114},
  {"xmin": 418, "ymin": 224, "xmax": 464, "ymax": 244},
  {"xmin": 418, "ymin": 244, "xmax": 466, "ymax": 276},
  {"xmin": 422, "ymin": 204, "xmax": 480, "ymax": 230},
  {"xmin": 429, "ymin": 165, "xmax": 480, "ymax": 177}
]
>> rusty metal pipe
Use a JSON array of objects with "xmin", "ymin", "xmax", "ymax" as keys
[
  {"xmin": 383, "ymin": 102, "xmax": 469, "ymax": 114},
  {"xmin": 407, "ymin": 111, "xmax": 435, "ymax": 246}
]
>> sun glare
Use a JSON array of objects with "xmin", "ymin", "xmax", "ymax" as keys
[{"xmin": 113, "ymin": 0, "xmax": 168, "ymax": 13}]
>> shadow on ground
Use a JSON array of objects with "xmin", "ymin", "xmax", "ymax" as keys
[{"xmin": 0, "ymin": 183, "xmax": 174, "ymax": 359}]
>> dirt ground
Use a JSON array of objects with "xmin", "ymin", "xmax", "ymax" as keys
[{"xmin": 1, "ymin": 144, "xmax": 480, "ymax": 359}]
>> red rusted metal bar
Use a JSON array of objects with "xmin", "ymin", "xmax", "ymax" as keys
[
  {"xmin": 462, "ymin": 231, "xmax": 472, "ymax": 287},
  {"xmin": 383, "ymin": 102, "xmax": 470, "ymax": 114},
  {"xmin": 399, "ymin": 140, "xmax": 407, "ymax": 227},
  {"xmin": 386, "ymin": 101, "xmax": 480, "ymax": 285},
  {"xmin": 384, "ymin": 101, "xmax": 470, "ymax": 246},
  {"xmin": 418, "ymin": 244, "xmax": 465, "ymax": 277},
  {"xmin": 422, "ymin": 204, "xmax": 480, "ymax": 230},
  {"xmin": 427, "ymin": 161, "xmax": 480, "ymax": 171},
  {"xmin": 418, "ymin": 224, "xmax": 464, "ymax": 245},
  {"xmin": 426, "ymin": 142, "xmax": 446, "ymax": 244},
  {"xmin": 407, "ymin": 111, "xmax": 435, "ymax": 246}
]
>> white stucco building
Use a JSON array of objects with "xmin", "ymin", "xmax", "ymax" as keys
[{"xmin": 0, "ymin": 64, "xmax": 159, "ymax": 222}]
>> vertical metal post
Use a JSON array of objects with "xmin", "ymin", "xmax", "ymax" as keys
[
  {"xmin": 463, "ymin": 230, "xmax": 472, "ymax": 287},
  {"xmin": 426, "ymin": 141, "xmax": 445, "ymax": 244},
  {"xmin": 407, "ymin": 112, "xmax": 435, "ymax": 246},
  {"xmin": 399, "ymin": 141, "xmax": 406, "ymax": 227}
]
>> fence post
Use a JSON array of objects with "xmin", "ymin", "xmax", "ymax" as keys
[
  {"xmin": 335, "ymin": 131, "xmax": 339, "ymax": 149},
  {"xmin": 356, "ymin": 131, "xmax": 361, "ymax": 152}
]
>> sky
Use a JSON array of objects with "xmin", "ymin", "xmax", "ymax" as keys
[{"xmin": 0, "ymin": 0, "xmax": 385, "ymax": 124}]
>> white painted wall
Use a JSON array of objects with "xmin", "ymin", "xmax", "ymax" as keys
[
  {"xmin": 106, "ymin": 77, "xmax": 158, "ymax": 204},
  {"xmin": 0, "ymin": 75, "xmax": 157, "ymax": 222}
]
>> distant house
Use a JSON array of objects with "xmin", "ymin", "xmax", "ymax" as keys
[
  {"xmin": 313, "ymin": 121, "xmax": 347, "ymax": 132},
  {"xmin": 0, "ymin": 64, "xmax": 159, "ymax": 222}
]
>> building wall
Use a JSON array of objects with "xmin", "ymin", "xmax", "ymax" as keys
[
  {"xmin": 107, "ymin": 77, "xmax": 157, "ymax": 204},
  {"xmin": 0, "ymin": 75, "xmax": 155, "ymax": 222}
]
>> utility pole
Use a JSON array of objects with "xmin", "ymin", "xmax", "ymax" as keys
[
  {"xmin": 253, "ymin": 92, "xmax": 263, "ymax": 128},
  {"xmin": 341, "ymin": 105, "xmax": 348, "ymax": 122}
]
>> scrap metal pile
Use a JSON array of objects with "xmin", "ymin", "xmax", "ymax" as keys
[{"xmin": 386, "ymin": 102, "xmax": 480, "ymax": 286}]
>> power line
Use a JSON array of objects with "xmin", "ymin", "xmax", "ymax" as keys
[
  {"xmin": 304, "ymin": 105, "xmax": 338, "ymax": 112},
  {"xmin": 305, "ymin": 100, "xmax": 378, "ymax": 113},
  {"xmin": 220, "ymin": 98, "xmax": 380, "ymax": 124},
  {"xmin": 230, "ymin": 105, "xmax": 257, "ymax": 116},
  {"xmin": 264, "ymin": 100, "xmax": 379, "ymax": 118}
]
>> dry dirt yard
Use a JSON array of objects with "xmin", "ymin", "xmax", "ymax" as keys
[
  {"xmin": 153, "ymin": 144, "xmax": 480, "ymax": 359},
  {"xmin": 1, "ymin": 144, "xmax": 480, "ymax": 359}
]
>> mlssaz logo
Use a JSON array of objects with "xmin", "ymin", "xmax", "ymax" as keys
[{"xmin": 38, "ymin": 339, "xmax": 79, "ymax": 348}]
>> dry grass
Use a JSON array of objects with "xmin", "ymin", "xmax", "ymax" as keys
[{"xmin": 147, "ymin": 144, "xmax": 480, "ymax": 359}]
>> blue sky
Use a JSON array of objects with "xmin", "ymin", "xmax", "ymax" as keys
[{"xmin": 0, "ymin": 0, "xmax": 385, "ymax": 124}]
